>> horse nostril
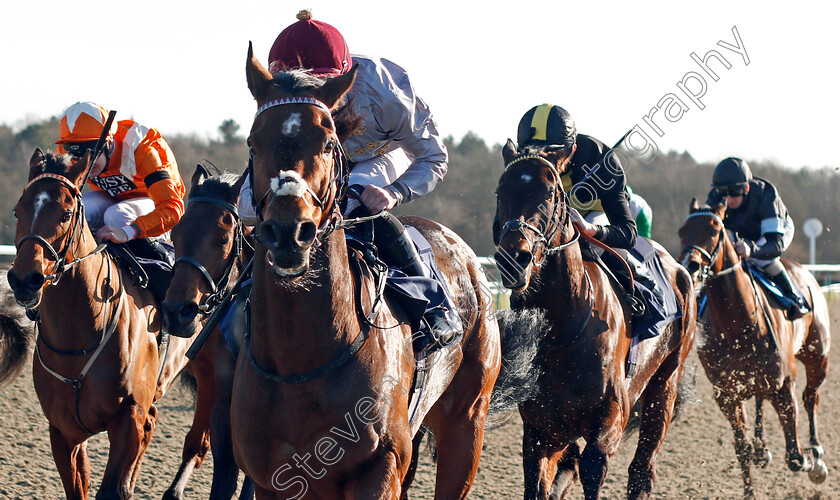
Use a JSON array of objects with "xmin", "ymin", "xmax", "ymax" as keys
[
  {"xmin": 259, "ymin": 221, "xmax": 279, "ymax": 248},
  {"xmin": 179, "ymin": 303, "xmax": 199, "ymax": 324},
  {"xmin": 686, "ymin": 261, "xmax": 700, "ymax": 274},
  {"xmin": 6, "ymin": 269, "xmax": 19, "ymax": 291},
  {"xmin": 513, "ymin": 250, "xmax": 532, "ymax": 271},
  {"xmin": 296, "ymin": 221, "xmax": 316, "ymax": 246},
  {"xmin": 25, "ymin": 272, "xmax": 45, "ymax": 292}
]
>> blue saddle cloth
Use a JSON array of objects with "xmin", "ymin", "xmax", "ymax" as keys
[
  {"xmin": 629, "ymin": 238, "xmax": 682, "ymax": 340},
  {"xmin": 697, "ymin": 263, "xmax": 800, "ymax": 319}
]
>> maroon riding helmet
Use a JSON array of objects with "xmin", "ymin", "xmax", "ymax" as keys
[{"xmin": 268, "ymin": 10, "xmax": 352, "ymax": 77}]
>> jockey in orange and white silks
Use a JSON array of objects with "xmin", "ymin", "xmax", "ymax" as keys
[{"xmin": 55, "ymin": 101, "xmax": 185, "ymax": 244}]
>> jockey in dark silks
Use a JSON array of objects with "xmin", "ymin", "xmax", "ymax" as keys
[{"xmin": 705, "ymin": 157, "xmax": 810, "ymax": 319}]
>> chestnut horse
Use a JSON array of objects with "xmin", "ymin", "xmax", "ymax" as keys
[
  {"xmin": 5, "ymin": 149, "xmax": 192, "ymax": 499},
  {"xmin": 493, "ymin": 143, "xmax": 696, "ymax": 499},
  {"xmin": 229, "ymin": 44, "xmax": 501, "ymax": 498},
  {"xmin": 678, "ymin": 200, "xmax": 829, "ymax": 498},
  {"xmin": 160, "ymin": 164, "xmax": 254, "ymax": 499}
]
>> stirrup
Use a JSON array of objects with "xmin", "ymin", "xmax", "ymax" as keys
[{"xmin": 626, "ymin": 293, "xmax": 646, "ymax": 317}]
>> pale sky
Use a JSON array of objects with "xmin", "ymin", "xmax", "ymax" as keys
[{"xmin": 3, "ymin": 1, "xmax": 839, "ymax": 170}]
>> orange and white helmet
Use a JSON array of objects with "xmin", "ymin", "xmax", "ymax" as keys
[{"xmin": 55, "ymin": 101, "xmax": 116, "ymax": 144}]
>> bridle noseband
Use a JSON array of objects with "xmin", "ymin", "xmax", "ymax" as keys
[
  {"xmin": 496, "ymin": 154, "xmax": 579, "ymax": 267},
  {"xmin": 249, "ymin": 97, "xmax": 349, "ymax": 246},
  {"xmin": 174, "ymin": 196, "xmax": 248, "ymax": 314}
]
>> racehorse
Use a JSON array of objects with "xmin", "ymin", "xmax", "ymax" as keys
[
  {"xmin": 160, "ymin": 164, "xmax": 254, "ymax": 499},
  {"xmin": 678, "ymin": 200, "xmax": 829, "ymax": 498},
  {"xmin": 229, "ymin": 44, "xmax": 501, "ymax": 498},
  {"xmin": 492, "ymin": 142, "xmax": 696, "ymax": 499},
  {"xmin": 5, "ymin": 149, "xmax": 192, "ymax": 499}
]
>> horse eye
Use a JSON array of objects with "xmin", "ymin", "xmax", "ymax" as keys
[
  {"xmin": 324, "ymin": 141, "xmax": 336, "ymax": 154},
  {"xmin": 12, "ymin": 209, "xmax": 18, "ymax": 219},
  {"xmin": 61, "ymin": 210, "xmax": 72, "ymax": 222}
]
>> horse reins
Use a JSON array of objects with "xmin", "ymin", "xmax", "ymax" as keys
[
  {"xmin": 174, "ymin": 196, "xmax": 248, "ymax": 314},
  {"xmin": 682, "ymin": 211, "xmax": 740, "ymax": 287}
]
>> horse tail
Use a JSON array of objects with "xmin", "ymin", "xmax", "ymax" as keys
[
  {"xmin": 486, "ymin": 308, "xmax": 547, "ymax": 427},
  {"xmin": 0, "ymin": 288, "xmax": 34, "ymax": 390}
]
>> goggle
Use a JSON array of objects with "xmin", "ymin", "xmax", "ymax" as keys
[
  {"xmin": 715, "ymin": 184, "xmax": 747, "ymax": 198},
  {"xmin": 63, "ymin": 141, "xmax": 99, "ymax": 158}
]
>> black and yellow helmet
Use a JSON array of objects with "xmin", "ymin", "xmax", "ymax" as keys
[{"xmin": 517, "ymin": 104, "xmax": 577, "ymax": 148}]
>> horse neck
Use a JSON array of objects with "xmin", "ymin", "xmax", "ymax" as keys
[
  {"xmin": 537, "ymin": 222, "xmax": 590, "ymax": 312},
  {"xmin": 705, "ymin": 235, "xmax": 761, "ymax": 331},
  {"xmin": 40, "ymin": 225, "xmax": 118, "ymax": 350},
  {"xmin": 250, "ymin": 230, "xmax": 360, "ymax": 373}
]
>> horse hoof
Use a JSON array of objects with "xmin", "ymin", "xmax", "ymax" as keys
[
  {"xmin": 808, "ymin": 458, "xmax": 828, "ymax": 484},
  {"xmin": 810, "ymin": 445, "xmax": 825, "ymax": 459},
  {"xmin": 753, "ymin": 449, "xmax": 771, "ymax": 468}
]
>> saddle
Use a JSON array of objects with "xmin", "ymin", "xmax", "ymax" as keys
[{"xmin": 105, "ymin": 239, "xmax": 174, "ymax": 305}]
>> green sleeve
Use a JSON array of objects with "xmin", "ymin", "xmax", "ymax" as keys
[{"xmin": 636, "ymin": 209, "xmax": 652, "ymax": 239}]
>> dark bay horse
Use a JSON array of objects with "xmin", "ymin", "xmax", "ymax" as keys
[
  {"xmin": 493, "ymin": 143, "xmax": 696, "ymax": 499},
  {"xmin": 678, "ymin": 200, "xmax": 829, "ymax": 498},
  {"xmin": 160, "ymin": 164, "xmax": 254, "ymax": 499},
  {"xmin": 5, "ymin": 149, "xmax": 193, "ymax": 499},
  {"xmin": 230, "ymin": 44, "xmax": 501, "ymax": 498}
]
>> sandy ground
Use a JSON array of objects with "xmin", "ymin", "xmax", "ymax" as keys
[{"xmin": 1, "ymin": 303, "xmax": 839, "ymax": 499}]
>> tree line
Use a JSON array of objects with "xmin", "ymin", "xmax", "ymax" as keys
[{"xmin": 1, "ymin": 118, "xmax": 837, "ymax": 264}]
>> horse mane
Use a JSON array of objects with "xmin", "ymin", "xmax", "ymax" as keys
[
  {"xmin": 38, "ymin": 151, "xmax": 74, "ymax": 176},
  {"xmin": 189, "ymin": 172, "xmax": 241, "ymax": 199},
  {"xmin": 519, "ymin": 144, "xmax": 551, "ymax": 156},
  {"xmin": 270, "ymin": 69, "xmax": 362, "ymax": 143}
]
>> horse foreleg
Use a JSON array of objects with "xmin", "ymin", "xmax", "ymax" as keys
[
  {"xmin": 209, "ymin": 344, "xmax": 247, "ymax": 500},
  {"xmin": 714, "ymin": 391, "xmax": 754, "ymax": 499},
  {"xmin": 768, "ymin": 378, "xmax": 811, "ymax": 473},
  {"xmin": 549, "ymin": 442, "xmax": 580, "ymax": 500},
  {"xmin": 752, "ymin": 398, "xmax": 771, "ymax": 468},
  {"xmin": 800, "ymin": 349, "xmax": 828, "ymax": 457},
  {"xmin": 627, "ymin": 360, "xmax": 681, "ymax": 500},
  {"xmin": 163, "ymin": 361, "xmax": 216, "ymax": 500},
  {"xmin": 49, "ymin": 425, "xmax": 91, "ymax": 500},
  {"xmin": 521, "ymin": 419, "xmax": 567, "ymax": 500},
  {"xmin": 344, "ymin": 449, "xmax": 404, "ymax": 499},
  {"xmin": 97, "ymin": 401, "xmax": 155, "ymax": 500}
]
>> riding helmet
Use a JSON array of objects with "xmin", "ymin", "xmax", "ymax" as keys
[
  {"xmin": 517, "ymin": 104, "xmax": 577, "ymax": 148},
  {"xmin": 268, "ymin": 10, "xmax": 352, "ymax": 76},
  {"xmin": 55, "ymin": 102, "xmax": 116, "ymax": 144},
  {"xmin": 712, "ymin": 157, "xmax": 753, "ymax": 187}
]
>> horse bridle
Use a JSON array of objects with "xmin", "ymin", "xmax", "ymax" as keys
[
  {"xmin": 495, "ymin": 154, "xmax": 580, "ymax": 267},
  {"xmin": 174, "ymin": 196, "xmax": 248, "ymax": 314},
  {"xmin": 15, "ymin": 173, "xmax": 107, "ymax": 287},
  {"xmin": 249, "ymin": 97, "xmax": 350, "ymax": 246},
  {"xmin": 681, "ymin": 211, "xmax": 740, "ymax": 287}
]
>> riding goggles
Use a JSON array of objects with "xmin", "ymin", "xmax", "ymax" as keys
[
  {"xmin": 714, "ymin": 183, "xmax": 748, "ymax": 198},
  {"xmin": 63, "ymin": 140, "xmax": 99, "ymax": 158}
]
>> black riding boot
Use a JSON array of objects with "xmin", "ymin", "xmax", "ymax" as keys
[
  {"xmin": 373, "ymin": 212, "xmax": 458, "ymax": 346},
  {"xmin": 126, "ymin": 238, "xmax": 174, "ymax": 266},
  {"xmin": 771, "ymin": 268, "xmax": 810, "ymax": 320}
]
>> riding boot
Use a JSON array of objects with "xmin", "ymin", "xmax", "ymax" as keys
[
  {"xmin": 373, "ymin": 212, "xmax": 458, "ymax": 346},
  {"xmin": 770, "ymin": 267, "xmax": 810, "ymax": 320},
  {"xmin": 601, "ymin": 251, "xmax": 645, "ymax": 317},
  {"xmin": 126, "ymin": 238, "xmax": 175, "ymax": 267}
]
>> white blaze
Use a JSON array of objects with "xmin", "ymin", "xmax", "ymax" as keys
[
  {"xmin": 32, "ymin": 192, "xmax": 50, "ymax": 229},
  {"xmin": 270, "ymin": 170, "xmax": 308, "ymax": 198},
  {"xmin": 282, "ymin": 113, "xmax": 302, "ymax": 137}
]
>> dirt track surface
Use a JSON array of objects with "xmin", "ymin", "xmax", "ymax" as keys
[{"xmin": 1, "ymin": 303, "xmax": 839, "ymax": 499}]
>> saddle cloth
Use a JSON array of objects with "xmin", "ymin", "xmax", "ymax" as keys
[{"xmin": 629, "ymin": 238, "xmax": 682, "ymax": 340}]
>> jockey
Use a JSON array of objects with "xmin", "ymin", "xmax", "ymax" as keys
[
  {"xmin": 239, "ymin": 10, "xmax": 456, "ymax": 345},
  {"xmin": 705, "ymin": 157, "xmax": 809, "ymax": 319},
  {"xmin": 55, "ymin": 101, "xmax": 185, "ymax": 262},
  {"xmin": 515, "ymin": 104, "xmax": 668, "ymax": 316},
  {"xmin": 627, "ymin": 186, "xmax": 653, "ymax": 239}
]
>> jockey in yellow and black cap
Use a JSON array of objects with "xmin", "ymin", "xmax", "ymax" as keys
[{"xmin": 517, "ymin": 104, "xmax": 637, "ymax": 250}]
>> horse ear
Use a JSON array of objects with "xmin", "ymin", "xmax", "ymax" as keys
[
  {"xmin": 313, "ymin": 65, "xmax": 358, "ymax": 110},
  {"xmin": 66, "ymin": 151, "xmax": 92, "ymax": 186},
  {"xmin": 246, "ymin": 41, "xmax": 273, "ymax": 102},
  {"xmin": 502, "ymin": 139, "xmax": 517, "ymax": 166},
  {"xmin": 689, "ymin": 198, "xmax": 700, "ymax": 212},
  {"xmin": 28, "ymin": 148, "xmax": 47, "ymax": 181},
  {"xmin": 233, "ymin": 169, "xmax": 248, "ymax": 197},
  {"xmin": 191, "ymin": 163, "xmax": 210, "ymax": 189}
]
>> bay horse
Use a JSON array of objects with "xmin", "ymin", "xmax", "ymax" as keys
[
  {"xmin": 492, "ymin": 142, "xmax": 696, "ymax": 499},
  {"xmin": 161, "ymin": 164, "xmax": 254, "ymax": 500},
  {"xmin": 678, "ymin": 200, "xmax": 829, "ymax": 498},
  {"xmin": 5, "ymin": 149, "xmax": 193, "ymax": 499},
  {"xmin": 230, "ymin": 44, "xmax": 501, "ymax": 498}
]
